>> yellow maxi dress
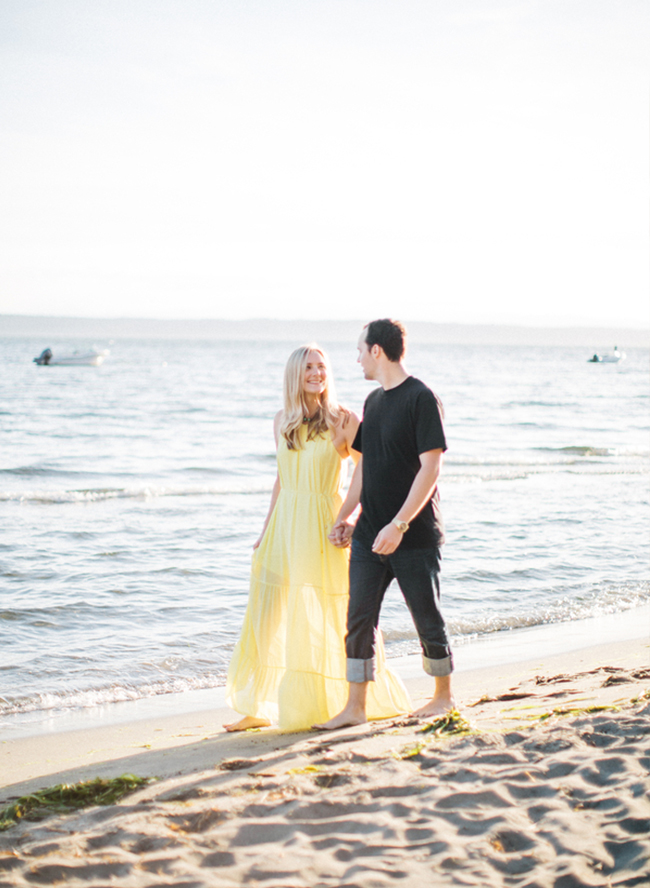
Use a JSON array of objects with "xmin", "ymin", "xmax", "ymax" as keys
[{"xmin": 226, "ymin": 428, "xmax": 411, "ymax": 731}]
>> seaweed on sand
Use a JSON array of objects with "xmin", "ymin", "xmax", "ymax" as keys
[
  {"xmin": 396, "ymin": 711, "xmax": 474, "ymax": 760},
  {"xmin": 418, "ymin": 710, "xmax": 473, "ymax": 738},
  {"xmin": 533, "ymin": 704, "xmax": 618, "ymax": 722},
  {"xmin": 0, "ymin": 774, "xmax": 153, "ymax": 831}
]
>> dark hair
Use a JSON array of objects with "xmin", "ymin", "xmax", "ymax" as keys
[{"xmin": 364, "ymin": 318, "xmax": 406, "ymax": 362}]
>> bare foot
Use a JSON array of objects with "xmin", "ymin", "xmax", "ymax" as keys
[
  {"xmin": 411, "ymin": 693, "xmax": 457, "ymax": 720},
  {"xmin": 223, "ymin": 716, "xmax": 271, "ymax": 732},
  {"xmin": 313, "ymin": 706, "xmax": 367, "ymax": 732}
]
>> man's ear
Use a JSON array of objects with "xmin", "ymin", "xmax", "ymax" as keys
[{"xmin": 371, "ymin": 343, "xmax": 382, "ymax": 359}]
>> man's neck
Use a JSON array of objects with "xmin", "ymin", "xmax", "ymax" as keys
[{"xmin": 377, "ymin": 361, "xmax": 409, "ymax": 391}]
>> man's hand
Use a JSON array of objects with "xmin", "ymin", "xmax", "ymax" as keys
[
  {"xmin": 369, "ymin": 449, "xmax": 443, "ymax": 557},
  {"xmin": 371, "ymin": 522, "xmax": 404, "ymax": 555},
  {"xmin": 328, "ymin": 520, "xmax": 354, "ymax": 548}
]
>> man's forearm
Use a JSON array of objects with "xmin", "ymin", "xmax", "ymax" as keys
[
  {"xmin": 393, "ymin": 460, "xmax": 441, "ymax": 525},
  {"xmin": 336, "ymin": 456, "xmax": 363, "ymax": 523}
]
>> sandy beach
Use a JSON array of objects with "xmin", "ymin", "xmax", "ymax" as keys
[{"xmin": 1, "ymin": 636, "xmax": 649, "ymax": 887}]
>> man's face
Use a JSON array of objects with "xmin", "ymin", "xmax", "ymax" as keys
[{"xmin": 357, "ymin": 332, "xmax": 376, "ymax": 380}]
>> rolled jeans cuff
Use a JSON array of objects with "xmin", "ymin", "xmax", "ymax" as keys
[
  {"xmin": 347, "ymin": 658, "xmax": 376, "ymax": 683},
  {"xmin": 423, "ymin": 654, "xmax": 453, "ymax": 677}
]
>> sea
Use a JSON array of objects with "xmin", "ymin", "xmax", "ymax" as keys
[{"xmin": 1, "ymin": 326, "xmax": 648, "ymax": 739}]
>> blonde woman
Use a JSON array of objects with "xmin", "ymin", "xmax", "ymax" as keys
[{"xmin": 225, "ymin": 345, "xmax": 411, "ymax": 732}]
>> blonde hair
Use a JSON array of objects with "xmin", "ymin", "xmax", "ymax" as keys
[{"xmin": 280, "ymin": 344, "xmax": 342, "ymax": 450}]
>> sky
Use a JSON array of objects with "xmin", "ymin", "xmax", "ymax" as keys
[{"xmin": 1, "ymin": 0, "xmax": 648, "ymax": 328}]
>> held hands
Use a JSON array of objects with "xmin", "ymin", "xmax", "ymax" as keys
[
  {"xmin": 328, "ymin": 520, "xmax": 354, "ymax": 548},
  {"xmin": 329, "ymin": 519, "xmax": 405, "ymax": 553},
  {"xmin": 371, "ymin": 522, "xmax": 404, "ymax": 556}
]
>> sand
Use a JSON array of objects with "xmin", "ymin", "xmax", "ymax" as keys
[{"xmin": 1, "ymin": 637, "xmax": 649, "ymax": 887}]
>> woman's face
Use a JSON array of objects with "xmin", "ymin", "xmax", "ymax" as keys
[{"xmin": 303, "ymin": 350, "xmax": 327, "ymax": 396}]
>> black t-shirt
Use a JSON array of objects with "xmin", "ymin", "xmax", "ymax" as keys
[{"xmin": 352, "ymin": 376, "xmax": 447, "ymax": 549}]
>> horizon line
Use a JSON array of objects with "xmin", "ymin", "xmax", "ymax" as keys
[{"xmin": 2, "ymin": 313, "xmax": 648, "ymax": 333}]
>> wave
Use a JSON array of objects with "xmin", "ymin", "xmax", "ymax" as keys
[
  {"xmin": 448, "ymin": 591, "xmax": 648, "ymax": 638},
  {"xmin": 10, "ymin": 464, "xmax": 646, "ymax": 501},
  {"xmin": 1, "ymin": 464, "xmax": 233, "ymax": 479},
  {"xmin": 0, "ymin": 673, "xmax": 224, "ymax": 718},
  {"xmin": 178, "ymin": 466, "xmax": 230, "ymax": 475},
  {"xmin": 444, "ymin": 466, "xmax": 648, "ymax": 485},
  {"xmin": 0, "ymin": 465, "xmax": 88, "ymax": 478},
  {"xmin": 3, "ymin": 466, "xmax": 647, "ymax": 503},
  {"xmin": 382, "ymin": 583, "xmax": 650, "ymax": 648},
  {"xmin": 449, "ymin": 446, "xmax": 649, "ymax": 468},
  {"xmin": 537, "ymin": 445, "xmax": 616, "ymax": 457},
  {"xmin": 0, "ymin": 483, "xmax": 274, "ymax": 504},
  {"xmin": 3, "ymin": 588, "xmax": 647, "ymax": 719},
  {"xmin": 2, "ymin": 444, "xmax": 646, "ymax": 502}
]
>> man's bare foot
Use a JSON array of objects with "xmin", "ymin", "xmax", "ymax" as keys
[
  {"xmin": 411, "ymin": 693, "xmax": 456, "ymax": 720},
  {"xmin": 224, "ymin": 716, "xmax": 271, "ymax": 732},
  {"xmin": 313, "ymin": 706, "xmax": 367, "ymax": 731}
]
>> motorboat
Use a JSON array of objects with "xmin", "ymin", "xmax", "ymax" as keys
[
  {"xmin": 588, "ymin": 347, "xmax": 625, "ymax": 364},
  {"xmin": 33, "ymin": 348, "xmax": 110, "ymax": 366}
]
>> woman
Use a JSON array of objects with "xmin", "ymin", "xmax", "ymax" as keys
[{"xmin": 225, "ymin": 344, "xmax": 411, "ymax": 732}]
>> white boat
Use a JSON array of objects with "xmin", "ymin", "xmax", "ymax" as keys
[
  {"xmin": 588, "ymin": 347, "xmax": 625, "ymax": 364},
  {"xmin": 33, "ymin": 348, "xmax": 110, "ymax": 366}
]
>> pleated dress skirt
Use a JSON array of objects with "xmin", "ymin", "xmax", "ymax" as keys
[{"xmin": 226, "ymin": 429, "xmax": 411, "ymax": 731}]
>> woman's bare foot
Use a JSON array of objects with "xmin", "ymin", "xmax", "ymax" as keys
[{"xmin": 223, "ymin": 716, "xmax": 271, "ymax": 732}]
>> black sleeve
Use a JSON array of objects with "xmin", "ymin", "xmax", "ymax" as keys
[
  {"xmin": 352, "ymin": 422, "xmax": 363, "ymax": 453},
  {"xmin": 415, "ymin": 390, "xmax": 447, "ymax": 455}
]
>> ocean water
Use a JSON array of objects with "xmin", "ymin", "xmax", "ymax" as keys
[{"xmin": 1, "ymin": 335, "xmax": 648, "ymax": 731}]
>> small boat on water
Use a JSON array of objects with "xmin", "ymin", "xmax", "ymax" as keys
[
  {"xmin": 33, "ymin": 348, "xmax": 110, "ymax": 366},
  {"xmin": 588, "ymin": 346, "xmax": 625, "ymax": 364}
]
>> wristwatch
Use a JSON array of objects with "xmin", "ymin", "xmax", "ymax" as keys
[{"xmin": 392, "ymin": 518, "xmax": 409, "ymax": 533}]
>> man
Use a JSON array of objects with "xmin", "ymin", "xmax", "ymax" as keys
[{"xmin": 317, "ymin": 318, "xmax": 454, "ymax": 729}]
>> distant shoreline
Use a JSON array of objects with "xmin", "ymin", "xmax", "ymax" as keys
[{"xmin": 1, "ymin": 314, "xmax": 648, "ymax": 347}]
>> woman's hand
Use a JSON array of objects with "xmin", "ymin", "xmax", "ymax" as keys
[
  {"xmin": 328, "ymin": 519, "xmax": 354, "ymax": 548},
  {"xmin": 253, "ymin": 533, "xmax": 264, "ymax": 550},
  {"xmin": 331, "ymin": 408, "xmax": 360, "ymax": 459}
]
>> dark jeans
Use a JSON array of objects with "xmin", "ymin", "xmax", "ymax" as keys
[{"xmin": 346, "ymin": 538, "xmax": 453, "ymax": 682}]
